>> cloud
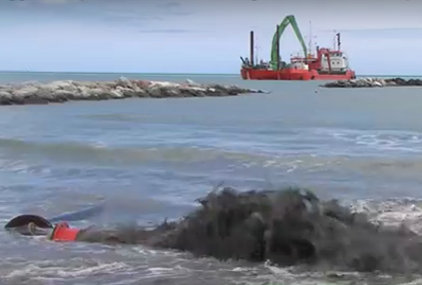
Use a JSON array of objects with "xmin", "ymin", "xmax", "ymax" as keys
[
  {"xmin": 155, "ymin": 1, "xmax": 192, "ymax": 15},
  {"xmin": 97, "ymin": 1, "xmax": 194, "ymax": 32},
  {"xmin": 137, "ymin": 28, "xmax": 196, "ymax": 34},
  {"xmin": 39, "ymin": 0, "xmax": 71, "ymax": 3},
  {"xmin": 319, "ymin": 28, "xmax": 422, "ymax": 40},
  {"xmin": 103, "ymin": 12, "xmax": 162, "ymax": 24},
  {"xmin": 156, "ymin": 2, "xmax": 180, "ymax": 8}
]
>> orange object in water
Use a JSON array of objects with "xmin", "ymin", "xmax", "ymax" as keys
[{"xmin": 49, "ymin": 222, "xmax": 80, "ymax": 241}]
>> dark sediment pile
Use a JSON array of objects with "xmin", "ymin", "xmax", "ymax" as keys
[
  {"xmin": 322, "ymin": 77, "xmax": 422, "ymax": 88},
  {"xmin": 76, "ymin": 187, "xmax": 422, "ymax": 275},
  {"xmin": 0, "ymin": 77, "xmax": 265, "ymax": 106}
]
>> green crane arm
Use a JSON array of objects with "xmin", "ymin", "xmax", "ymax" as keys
[{"xmin": 270, "ymin": 15, "xmax": 308, "ymax": 70}]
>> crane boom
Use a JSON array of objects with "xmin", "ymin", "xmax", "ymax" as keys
[{"xmin": 270, "ymin": 15, "xmax": 308, "ymax": 70}]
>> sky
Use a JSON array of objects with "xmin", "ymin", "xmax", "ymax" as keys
[{"xmin": 0, "ymin": 0, "xmax": 421, "ymax": 75}]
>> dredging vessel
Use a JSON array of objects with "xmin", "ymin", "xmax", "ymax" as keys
[{"xmin": 240, "ymin": 15, "xmax": 356, "ymax": 81}]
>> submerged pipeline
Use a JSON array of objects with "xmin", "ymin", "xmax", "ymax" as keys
[{"xmin": 0, "ymin": 77, "xmax": 265, "ymax": 106}]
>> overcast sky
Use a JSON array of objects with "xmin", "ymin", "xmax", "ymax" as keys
[{"xmin": 0, "ymin": 0, "xmax": 421, "ymax": 75}]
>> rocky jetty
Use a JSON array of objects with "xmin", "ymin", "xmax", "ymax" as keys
[
  {"xmin": 322, "ymin": 77, "xmax": 422, "ymax": 88},
  {"xmin": 0, "ymin": 77, "xmax": 265, "ymax": 106},
  {"xmin": 76, "ymin": 187, "xmax": 422, "ymax": 274}
]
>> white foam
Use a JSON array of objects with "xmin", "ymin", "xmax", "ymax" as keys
[
  {"xmin": 315, "ymin": 128, "xmax": 422, "ymax": 153},
  {"xmin": 350, "ymin": 199, "xmax": 422, "ymax": 234},
  {"xmin": 3, "ymin": 261, "xmax": 129, "ymax": 279}
]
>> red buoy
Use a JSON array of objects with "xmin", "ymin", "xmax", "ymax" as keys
[{"xmin": 49, "ymin": 222, "xmax": 80, "ymax": 241}]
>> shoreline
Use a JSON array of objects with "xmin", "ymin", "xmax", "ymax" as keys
[{"xmin": 0, "ymin": 77, "xmax": 266, "ymax": 106}]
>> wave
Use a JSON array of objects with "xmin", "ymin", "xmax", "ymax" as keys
[
  {"xmin": 314, "ymin": 128, "xmax": 422, "ymax": 153},
  {"xmin": 1, "ymin": 137, "xmax": 422, "ymax": 178},
  {"xmin": 0, "ymin": 137, "xmax": 276, "ymax": 165},
  {"xmin": 5, "ymin": 188, "xmax": 422, "ymax": 284},
  {"xmin": 14, "ymin": 187, "xmax": 422, "ymax": 283}
]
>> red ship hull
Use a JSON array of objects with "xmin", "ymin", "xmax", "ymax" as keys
[{"xmin": 240, "ymin": 67, "xmax": 356, "ymax": 81}]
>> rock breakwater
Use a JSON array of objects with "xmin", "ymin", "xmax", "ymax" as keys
[
  {"xmin": 322, "ymin": 77, "xmax": 422, "ymax": 88},
  {"xmin": 0, "ymin": 77, "xmax": 265, "ymax": 105}
]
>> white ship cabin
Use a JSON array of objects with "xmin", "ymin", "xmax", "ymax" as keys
[
  {"xmin": 290, "ymin": 61, "xmax": 309, "ymax": 70},
  {"xmin": 320, "ymin": 51, "xmax": 350, "ymax": 71},
  {"xmin": 289, "ymin": 55, "xmax": 311, "ymax": 70}
]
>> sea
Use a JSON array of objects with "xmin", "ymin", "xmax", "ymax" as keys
[{"xmin": 1, "ymin": 71, "xmax": 422, "ymax": 285}]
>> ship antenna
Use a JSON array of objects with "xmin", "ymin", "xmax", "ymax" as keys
[
  {"xmin": 337, "ymin": 32, "xmax": 341, "ymax": 51},
  {"xmin": 308, "ymin": 21, "xmax": 312, "ymax": 57},
  {"xmin": 333, "ymin": 30, "xmax": 336, "ymax": 50},
  {"xmin": 254, "ymin": 35, "xmax": 258, "ymax": 63}
]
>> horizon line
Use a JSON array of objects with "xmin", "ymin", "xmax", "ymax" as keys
[{"xmin": 0, "ymin": 70, "xmax": 420, "ymax": 78}]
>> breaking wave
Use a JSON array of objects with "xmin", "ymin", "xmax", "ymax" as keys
[
  {"xmin": 314, "ymin": 128, "xmax": 422, "ymax": 154},
  {"xmin": 38, "ymin": 188, "xmax": 422, "ymax": 281},
  {"xmin": 5, "ymin": 187, "xmax": 422, "ymax": 285},
  {"xmin": 1, "ymin": 137, "xmax": 422, "ymax": 174}
]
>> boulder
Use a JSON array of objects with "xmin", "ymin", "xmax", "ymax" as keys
[
  {"xmin": 322, "ymin": 77, "xmax": 422, "ymax": 88},
  {"xmin": 0, "ymin": 78, "xmax": 264, "ymax": 106}
]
